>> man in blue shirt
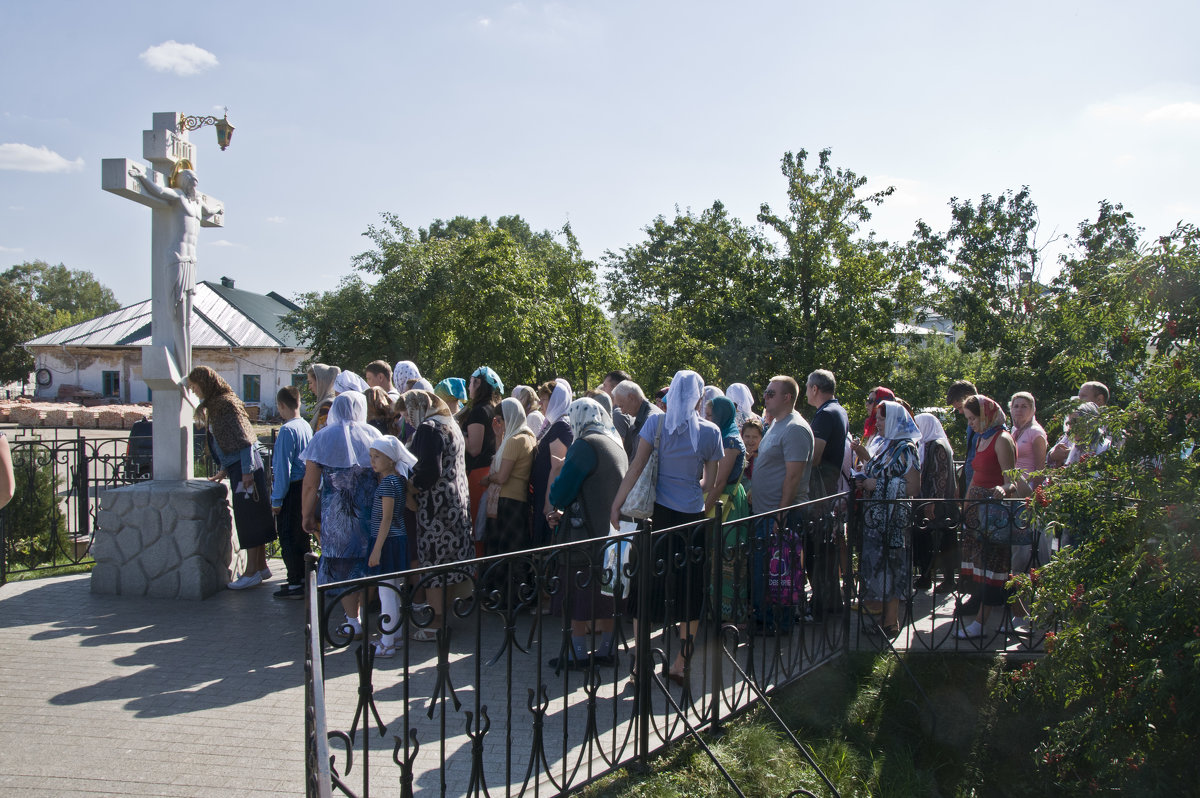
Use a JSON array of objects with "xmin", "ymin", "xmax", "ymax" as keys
[{"xmin": 271, "ymin": 386, "xmax": 313, "ymax": 598}]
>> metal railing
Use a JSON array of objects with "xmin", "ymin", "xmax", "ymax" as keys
[
  {"xmin": 303, "ymin": 488, "xmax": 1083, "ymax": 796},
  {"xmin": 304, "ymin": 493, "xmax": 851, "ymax": 798},
  {"xmin": 0, "ymin": 427, "xmax": 273, "ymax": 584}
]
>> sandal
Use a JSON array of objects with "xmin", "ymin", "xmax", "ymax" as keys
[
  {"xmin": 410, "ymin": 628, "xmax": 439, "ymax": 643},
  {"xmin": 372, "ymin": 641, "xmax": 397, "ymax": 658}
]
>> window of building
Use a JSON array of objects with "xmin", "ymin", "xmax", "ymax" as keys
[
  {"xmin": 243, "ymin": 374, "xmax": 261, "ymax": 404},
  {"xmin": 102, "ymin": 371, "xmax": 120, "ymax": 398}
]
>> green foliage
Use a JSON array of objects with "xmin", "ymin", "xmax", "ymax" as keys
[
  {"xmin": 1001, "ymin": 224, "xmax": 1200, "ymax": 795},
  {"xmin": 2, "ymin": 446, "xmax": 66, "ymax": 570},
  {"xmin": 0, "ymin": 259, "xmax": 122, "ymax": 384},
  {"xmin": 281, "ymin": 215, "xmax": 621, "ymax": 389}
]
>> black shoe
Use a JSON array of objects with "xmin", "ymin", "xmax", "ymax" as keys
[
  {"xmin": 914, "ymin": 572, "xmax": 933, "ymax": 591},
  {"xmin": 273, "ymin": 584, "xmax": 304, "ymax": 600},
  {"xmin": 549, "ymin": 654, "xmax": 584, "ymax": 672}
]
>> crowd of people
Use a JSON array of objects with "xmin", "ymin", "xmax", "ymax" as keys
[{"xmin": 190, "ymin": 356, "xmax": 1113, "ymax": 659}]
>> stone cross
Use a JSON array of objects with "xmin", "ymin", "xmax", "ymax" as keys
[{"xmin": 101, "ymin": 112, "xmax": 226, "ymax": 481}]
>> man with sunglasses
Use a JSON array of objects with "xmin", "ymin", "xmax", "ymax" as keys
[{"xmin": 749, "ymin": 376, "xmax": 814, "ymax": 630}]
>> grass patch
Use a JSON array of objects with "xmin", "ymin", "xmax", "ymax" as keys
[
  {"xmin": 5, "ymin": 560, "xmax": 94, "ymax": 582},
  {"xmin": 580, "ymin": 652, "xmax": 1053, "ymax": 797}
]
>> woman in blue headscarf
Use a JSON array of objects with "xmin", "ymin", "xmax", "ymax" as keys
[
  {"xmin": 464, "ymin": 366, "xmax": 503, "ymax": 553},
  {"xmin": 704, "ymin": 396, "xmax": 749, "ymax": 521}
]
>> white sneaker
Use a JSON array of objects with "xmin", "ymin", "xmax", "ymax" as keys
[
  {"xmin": 955, "ymin": 620, "xmax": 983, "ymax": 639},
  {"xmin": 258, "ymin": 567, "xmax": 272, "ymax": 580},
  {"xmin": 228, "ymin": 572, "xmax": 263, "ymax": 590}
]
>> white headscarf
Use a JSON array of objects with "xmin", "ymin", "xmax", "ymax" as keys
[
  {"xmin": 333, "ymin": 370, "xmax": 369, "ymax": 394},
  {"xmin": 539, "ymin": 378, "xmax": 572, "ymax": 439},
  {"xmin": 567, "ymin": 397, "xmax": 621, "ymax": 444},
  {"xmin": 664, "ymin": 370, "xmax": 704, "ymax": 449},
  {"xmin": 491, "ymin": 397, "xmax": 535, "ymax": 479},
  {"xmin": 725, "ymin": 383, "xmax": 756, "ymax": 422},
  {"xmin": 913, "ymin": 412, "xmax": 949, "ymax": 469},
  {"xmin": 702, "ymin": 385, "xmax": 725, "ymax": 404},
  {"xmin": 411, "ymin": 378, "xmax": 434, "ymax": 392},
  {"xmin": 878, "ymin": 400, "xmax": 921, "ymax": 443},
  {"xmin": 300, "ymin": 391, "xmax": 381, "ymax": 469},
  {"xmin": 369, "ymin": 434, "xmax": 418, "ymax": 478},
  {"xmin": 392, "ymin": 361, "xmax": 421, "ymax": 392}
]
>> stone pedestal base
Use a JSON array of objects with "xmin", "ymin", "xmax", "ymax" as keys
[{"xmin": 90, "ymin": 480, "xmax": 234, "ymax": 600}]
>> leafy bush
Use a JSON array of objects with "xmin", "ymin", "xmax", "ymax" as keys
[
  {"xmin": 2, "ymin": 446, "xmax": 67, "ymax": 571},
  {"xmin": 1002, "ymin": 224, "xmax": 1200, "ymax": 795}
]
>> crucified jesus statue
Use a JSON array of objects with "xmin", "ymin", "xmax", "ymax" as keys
[{"xmin": 128, "ymin": 163, "xmax": 223, "ymax": 376}]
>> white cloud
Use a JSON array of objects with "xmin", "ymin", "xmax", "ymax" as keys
[
  {"xmin": 266, "ymin": 216, "xmax": 286, "ymax": 224},
  {"xmin": 1083, "ymin": 101, "xmax": 1137, "ymax": 122},
  {"xmin": 139, "ymin": 41, "xmax": 219, "ymax": 76},
  {"xmin": 478, "ymin": 17, "xmax": 491, "ymax": 26},
  {"xmin": 0, "ymin": 245, "xmax": 24, "ymax": 253},
  {"xmin": 1144, "ymin": 102, "xmax": 1200, "ymax": 122},
  {"xmin": 209, "ymin": 239, "xmax": 238, "ymax": 247},
  {"xmin": 0, "ymin": 143, "xmax": 84, "ymax": 173}
]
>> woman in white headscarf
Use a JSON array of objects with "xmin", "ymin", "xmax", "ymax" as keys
[
  {"xmin": 306, "ymin": 363, "xmax": 341, "ymax": 432},
  {"xmin": 479, "ymin": 397, "xmax": 537, "ymax": 574},
  {"xmin": 300, "ymin": 391, "xmax": 382, "ymax": 638},
  {"xmin": 725, "ymin": 383, "xmax": 758, "ymax": 427},
  {"xmin": 333, "ymin": 370, "xmax": 369, "ymax": 394},
  {"xmin": 398, "ymin": 390, "xmax": 473, "ymax": 640},
  {"xmin": 610, "ymin": 370, "xmax": 723, "ymax": 685},
  {"xmin": 512, "ymin": 385, "xmax": 543, "ymax": 436},
  {"xmin": 392, "ymin": 361, "xmax": 422, "ymax": 394},
  {"xmin": 545, "ymin": 397, "xmax": 629, "ymax": 670},
  {"xmin": 532, "ymin": 378, "xmax": 573, "ymax": 546},
  {"xmin": 855, "ymin": 400, "xmax": 922, "ymax": 639},
  {"xmin": 913, "ymin": 412, "xmax": 959, "ymax": 592}
]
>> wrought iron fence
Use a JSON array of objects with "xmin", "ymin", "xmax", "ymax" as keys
[
  {"xmin": 0, "ymin": 427, "xmax": 274, "ymax": 584},
  {"xmin": 305, "ymin": 493, "xmax": 851, "ymax": 798},
  {"xmin": 304, "ymin": 488, "xmax": 1082, "ymax": 796}
]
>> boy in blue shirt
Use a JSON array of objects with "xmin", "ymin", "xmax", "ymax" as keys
[{"xmin": 272, "ymin": 386, "xmax": 313, "ymax": 598}]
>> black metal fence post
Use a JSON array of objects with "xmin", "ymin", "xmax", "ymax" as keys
[
  {"xmin": 76, "ymin": 437, "xmax": 90, "ymax": 546},
  {"xmin": 707, "ymin": 505, "xmax": 725, "ymax": 732},
  {"xmin": 634, "ymin": 517, "xmax": 653, "ymax": 768}
]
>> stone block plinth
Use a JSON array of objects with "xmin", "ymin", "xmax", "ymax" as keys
[{"xmin": 91, "ymin": 480, "xmax": 234, "ymax": 600}]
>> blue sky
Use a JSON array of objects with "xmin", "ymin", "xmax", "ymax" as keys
[{"xmin": 2, "ymin": 1, "xmax": 1197, "ymax": 305}]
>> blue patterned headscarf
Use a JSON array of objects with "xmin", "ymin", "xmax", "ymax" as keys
[
  {"xmin": 878, "ymin": 400, "xmax": 921, "ymax": 441},
  {"xmin": 709, "ymin": 396, "xmax": 740, "ymax": 440},
  {"xmin": 471, "ymin": 366, "xmax": 504, "ymax": 396}
]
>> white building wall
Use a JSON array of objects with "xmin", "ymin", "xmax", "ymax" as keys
[{"xmin": 30, "ymin": 347, "xmax": 309, "ymax": 417}]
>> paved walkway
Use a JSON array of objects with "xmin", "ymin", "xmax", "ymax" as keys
[
  {"xmin": 0, "ymin": 563, "xmax": 1040, "ymax": 797},
  {"xmin": 0, "ymin": 562, "xmax": 306, "ymax": 797}
]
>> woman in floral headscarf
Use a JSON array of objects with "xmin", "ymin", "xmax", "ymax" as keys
[
  {"xmin": 955, "ymin": 394, "xmax": 1018, "ymax": 639},
  {"xmin": 855, "ymin": 400, "xmax": 922, "ymax": 638},
  {"xmin": 392, "ymin": 361, "xmax": 422, "ymax": 394}
]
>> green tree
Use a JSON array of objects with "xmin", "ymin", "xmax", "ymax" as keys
[
  {"xmin": 603, "ymin": 201, "xmax": 774, "ymax": 389},
  {"xmin": 1, "ymin": 260, "xmax": 121, "ymax": 329},
  {"xmin": 756, "ymin": 148, "xmax": 923, "ymax": 405},
  {"xmin": 283, "ymin": 214, "xmax": 620, "ymax": 389},
  {"xmin": 0, "ymin": 280, "xmax": 46, "ymax": 384}
]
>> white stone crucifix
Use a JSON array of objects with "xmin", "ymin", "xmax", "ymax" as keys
[{"xmin": 102, "ymin": 112, "xmax": 225, "ymax": 481}]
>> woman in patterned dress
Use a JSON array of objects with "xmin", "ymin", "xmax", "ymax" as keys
[
  {"xmin": 855, "ymin": 400, "xmax": 921, "ymax": 639},
  {"xmin": 300, "ymin": 391, "xmax": 381, "ymax": 638},
  {"xmin": 398, "ymin": 390, "xmax": 474, "ymax": 640}
]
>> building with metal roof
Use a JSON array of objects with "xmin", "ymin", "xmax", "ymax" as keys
[{"xmin": 25, "ymin": 277, "xmax": 310, "ymax": 416}]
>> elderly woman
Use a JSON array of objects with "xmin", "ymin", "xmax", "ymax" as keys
[
  {"xmin": 188, "ymin": 366, "xmax": 277, "ymax": 590},
  {"xmin": 392, "ymin": 361, "xmax": 422, "ymax": 395},
  {"xmin": 307, "ymin": 363, "xmax": 340, "ymax": 432},
  {"xmin": 855, "ymin": 400, "xmax": 922, "ymax": 638},
  {"xmin": 300, "ymin": 392, "xmax": 381, "ymax": 637},
  {"xmin": 547, "ymin": 397, "xmax": 629, "ymax": 669},
  {"xmin": 532, "ymin": 378, "xmax": 574, "ymax": 547},
  {"xmin": 956, "ymin": 395, "xmax": 1018, "ymax": 639},
  {"xmin": 913, "ymin": 412, "xmax": 958, "ymax": 592},
  {"xmin": 399, "ymin": 389, "xmax": 474, "ymax": 640},
  {"xmin": 610, "ymin": 369, "xmax": 723, "ymax": 684}
]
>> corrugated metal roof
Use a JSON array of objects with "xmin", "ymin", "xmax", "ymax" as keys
[{"xmin": 25, "ymin": 283, "xmax": 303, "ymax": 350}]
